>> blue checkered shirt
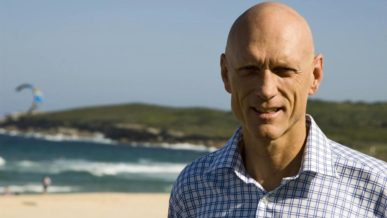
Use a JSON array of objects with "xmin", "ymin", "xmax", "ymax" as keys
[{"xmin": 168, "ymin": 115, "xmax": 387, "ymax": 217}]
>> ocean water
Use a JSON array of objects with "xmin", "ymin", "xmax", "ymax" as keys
[{"xmin": 0, "ymin": 133, "xmax": 212, "ymax": 194}]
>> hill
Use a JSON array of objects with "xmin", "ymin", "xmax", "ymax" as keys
[{"xmin": 1, "ymin": 100, "xmax": 386, "ymax": 160}]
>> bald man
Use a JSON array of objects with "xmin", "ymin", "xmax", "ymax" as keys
[{"xmin": 168, "ymin": 3, "xmax": 386, "ymax": 217}]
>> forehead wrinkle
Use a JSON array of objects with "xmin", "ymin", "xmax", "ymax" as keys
[{"xmin": 230, "ymin": 43, "xmax": 303, "ymax": 71}]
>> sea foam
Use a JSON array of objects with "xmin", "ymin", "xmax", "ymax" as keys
[
  {"xmin": 7, "ymin": 158, "xmax": 186, "ymax": 178},
  {"xmin": 0, "ymin": 128, "xmax": 218, "ymax": 151},
  {"xmin": 160, "ymin": 142, "xmax": 217, "ymax": 152},
  {"xmin": 0, "ymin": 128, "xmax": 115, "ymax": 145},
  {"xmin": 130, "ymin": 142, "xmax": 217, "ymax": 152},
  {"xmin": 0, "ymin": 184, "xmax": 78, "ymax": 194},
  {"xmin": 0, "ymin": 156, "xmax": 5, "ymax": 166}
]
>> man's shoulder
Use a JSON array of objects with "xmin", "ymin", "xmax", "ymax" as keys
[
  {"xmin": 168, "ymin": 146, "xmax": 227, "ymax": 216},
  {"xmin": 329, "ymin": 139, "xmax": 387, "ymax": 181},
  {"xmin": 173, "ymin": 147, "xmax": 223, "ymax": 188}
]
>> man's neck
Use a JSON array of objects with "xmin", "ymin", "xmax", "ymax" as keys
[{"xmin": 240, "ymin": 120, "xmax": 308, "ymax": 192}]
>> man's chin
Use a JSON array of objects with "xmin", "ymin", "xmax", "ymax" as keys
[{"xmin": 246, "ymin": 123, "xmax": 283, "ymax": 141}]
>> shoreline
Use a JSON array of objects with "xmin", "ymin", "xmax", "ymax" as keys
[
  {"xmin": 0, "ymin": 192, "xmax": 170, "ymax": 218},
  {"xmin": 0, "ymin": 110, "xmax": 229, "ymax": 149},
  {"xmin": 0, "ymin": 128, "xmax": 218, "ymax": 152}
]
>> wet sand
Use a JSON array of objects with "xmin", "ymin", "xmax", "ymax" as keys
[{"xmin": 0, "ymin": 193, "xmax": 170, "ymax": 218}]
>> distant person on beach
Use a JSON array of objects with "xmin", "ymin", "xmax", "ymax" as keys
[
  {"xmin": 2, "ymin": 186, "xmax": 14, "ymax": 196},
  {"xmin": 42, "ymin": 176, "xmax": 52, "ymax": 194},
  {"xmin": 169, "ymin": 2, "xmax": 386, "ymax": 217}
]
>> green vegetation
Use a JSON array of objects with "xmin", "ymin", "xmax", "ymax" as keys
[
  {"xmin": 308, "ymin": 100, "xmax": 387, "ymax": 144},
  {"xmin": 18, "ymin": 100, "xmax": 387, "ymax": 160},
  {"xmin": 31, "ymin": 103, "xmax": 238, "ymax": 139},
  {"xmin": 307, "ymin": 100, "xmax": 387, "ymax": 160}
]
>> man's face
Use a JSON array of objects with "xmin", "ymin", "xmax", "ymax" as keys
[{"xmin": 221, "ymin": 24, "xmax": 322, "ymax": 141}]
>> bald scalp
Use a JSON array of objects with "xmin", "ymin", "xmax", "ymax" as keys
[{"xmin": 225, "ymin": 2, "xmax": 315, "ymax": 60}]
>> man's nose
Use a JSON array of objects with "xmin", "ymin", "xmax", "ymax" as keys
[{"xmin": 256, "ymin": 70, "xmax": 278, "ymax": 100}]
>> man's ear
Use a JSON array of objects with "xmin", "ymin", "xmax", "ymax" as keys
[
  {"xmin": 220, "ymin": 54, "xmax": 232, "ymax": 93},
  {"xmin": 309, "ymin": 54, "xmax": 324, "ymax": 95}
]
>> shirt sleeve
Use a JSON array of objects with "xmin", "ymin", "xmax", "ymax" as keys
[
  {"xmin": 375, "ymin": 185, "xmax": 387, "ymax": 217},
  {"xmin": 168, "ymin": 189, "xmax": 184, "ymax": 218}
]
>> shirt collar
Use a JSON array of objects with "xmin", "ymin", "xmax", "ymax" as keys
[
  {"xmin": 205, "ymin": 115, "xmax": 338, "ymax": 178},
  {"xmin": 205, "ymin": 127, "xmax": 244, "ymax": 173},
  {"xmin": 301, "ymin": 115, "xmax": 337, "ymax": 177}
]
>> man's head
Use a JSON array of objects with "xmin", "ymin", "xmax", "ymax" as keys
[{"xmin": 220, "ymin": 2, "xmax": 323, "ymax": 141}]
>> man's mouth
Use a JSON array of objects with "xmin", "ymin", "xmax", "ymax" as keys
[
  {"xmin": 252, "ymin": 107, "xmax": 282, "ymax": 113},
  {"xmin": 252, "ymin": 107, "xmax": 283, "ymax": 119}
]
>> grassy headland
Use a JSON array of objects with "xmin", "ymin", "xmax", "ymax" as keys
[{"xmin": 1, "ymin": 100, "xmax": 386, "ymax": 160}]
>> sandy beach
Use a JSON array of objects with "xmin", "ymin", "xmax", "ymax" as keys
[{"xmin": 0, "ymin": 193, "xmax": 170, "ymax": 218}]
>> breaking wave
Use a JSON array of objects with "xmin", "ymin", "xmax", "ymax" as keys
[
  {"xmin": 0, "ymin": 156, "xmax": 5, "ymax": 166},
  {"xmin": 0, "ymin": 128, "xmax": 115, "ymax": 145},
  {"xmin": 2, "ymin": 158, "xmax": 186, "ymax": 178},
  {"xmin": 0, "ymin": 184, "xmax": 79, "ymax": 194},
  {"xmin": 0, "ymin": 128, "xmax": 217, "ymax": 152}
]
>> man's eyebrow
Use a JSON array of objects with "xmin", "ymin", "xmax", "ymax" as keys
[
  {"xmin": 272, "ymin": 64, "xmax": 301, "ymax": 71},
  {"xmin": 270, "ymin": 58, "xmax": 303, "ymax": 71}
]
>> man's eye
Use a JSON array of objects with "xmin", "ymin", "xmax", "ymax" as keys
[
  {"xmin": 238, "ymin": 66, "xmax": 261, "ymax": 76},
  {"xmin": 273, "ymin": 67, "xmax": 296, "ymax": 75}
]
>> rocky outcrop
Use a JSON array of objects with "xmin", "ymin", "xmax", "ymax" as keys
[{"xmin": 0, "ymin": 114, "xmax": 225, "ymax": 147}]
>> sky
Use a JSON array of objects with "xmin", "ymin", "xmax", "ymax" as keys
[{"xmin": 1, "ymin": 0, "xmax": 387, "ymax": 116}]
